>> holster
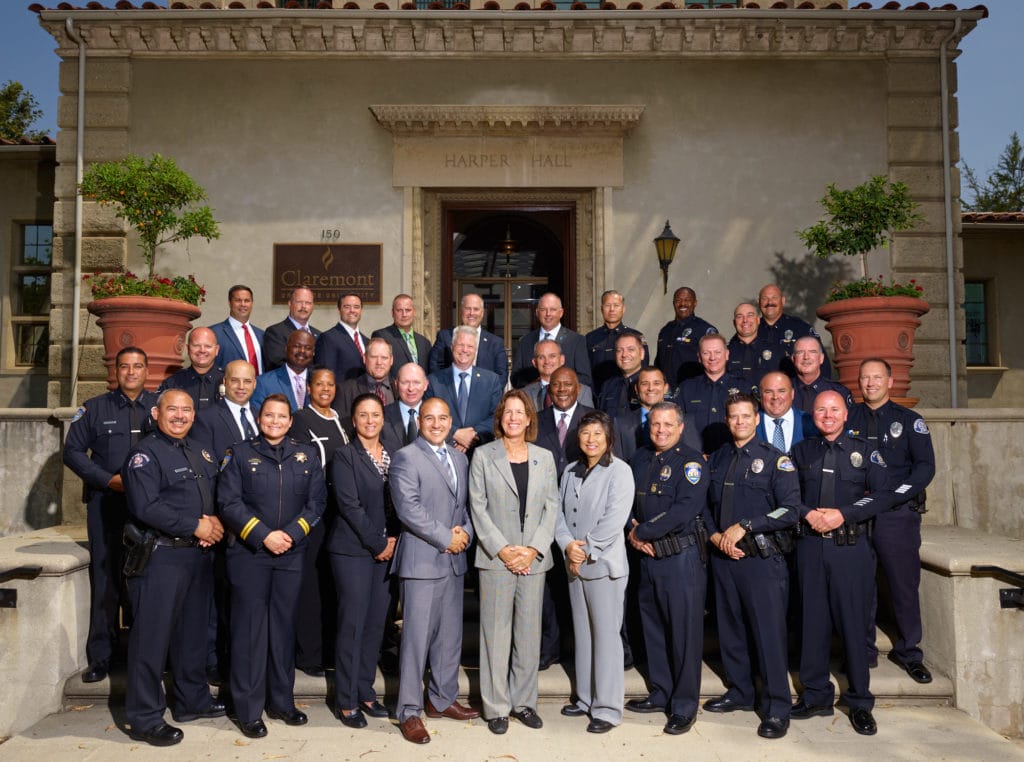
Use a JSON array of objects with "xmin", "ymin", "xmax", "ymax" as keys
[
  {"xmin": 122, "ymin": 523, "xmax": 156, "ymax": 577},
  {"xmin": 695, "ymin": 515, "xmax": 709, "ymax": 564}
]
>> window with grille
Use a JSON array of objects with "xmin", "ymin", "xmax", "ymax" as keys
[{"xmin": 10, "ymin": 223, "xmax": 52, "ymax": 368}]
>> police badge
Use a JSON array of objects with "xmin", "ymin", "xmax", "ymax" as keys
[
  {"xmin": 682, "ymin": 328, "xmax": 693, "ymax": 343},
  {"xmin": 202, "ymin": 449, "xmax": 214, "ymax": 463},
  {"xmin": 784, "ymin": 329, "xmax": 793, "ymax": 342},
  {"xmin": 850, "ymin": 451, "xmax": 863, "ymax": 468},
  {"xmin": 659, "ymin": 466, "xmax": 672, "ymax": 481},
  {"xmin": 751, "ymin": 459, "xmax": 764, "ymax": 474},
  {"xmin": 295, "ymin": 452, "xmax": 308, "ymax": 463},
  {"xmin": 890, "ymin": 421, "xmax": 903, "ymax": 438},
  {"xmin": 761, "ymin": 350, "xmax": 773, "ymax": 361}
]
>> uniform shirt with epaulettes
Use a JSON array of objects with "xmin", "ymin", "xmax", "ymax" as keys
[
  {"xmin": 122, "ymin": 429, "xmax": 220, "ymax": 540},
  {"xmin": 158, "ymin": 365, "xmax": 224, "ymax": 410},
  {"xmin": 586, "ymin": 324, "xmax": 648, "ymax": 396},
  {"xmin": 789, "ymin": 432, "xmax": 898, "ymax": 531},
  {"xmin": 846, "ymin": 400, "xmax": 934, "ymax": 509},
  {"xmin": 631, "ymin": 442, "xmax": 711, "ymax": 545},
  {"xmin": 655, "ymin": 315, "xmax": 718, "ymax": 386},
  {"xmin": 675, "ymin": 372, "xmax": 757, "ymax": 455},
  {"xmin": 726, "ymin": 334, "xmax": 778, "ymax": 387},
  {"xmin": 792, "ymin": 375, "xmax": 854, "ymax": 415},
  {"xmin": 217, "ymin": 436, "xmax": 327, "ymax": 551},
  {"xmin": 596, "ymin": 369, "xmax": 640, "ymax": 418},
  {"xmin": 64, "ymin": 389, "xmax": 159, "ymax": 500},
  {"xmin": 706, "ymin": 439, "xmax": 801, "ymax": 551}
]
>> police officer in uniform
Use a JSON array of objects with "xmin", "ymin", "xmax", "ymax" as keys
[
  {"xmin": 848, "ymin": 357, "xmax": 935, "ymax": 683},
  {"xmin": 158, "ymin": 326, "xmax": 224, "ymax": 410},
  {"xmin": 217, "ymin": 393, "xmax": 327, "ymax": 739},
  {"xmin": 791, "ymin": 336, "xmax": 853, "ymax": 414},
  {"xmin": 756, "ymin": 284, "xmax": 832, "ymax": 378},
  {"xmin": 705, "ymin": 393, "xmax": 801, "ymax": 739},
  {"xmin": 63, "ymin": 346, "xmax": 158, "ymax": 683},
  {"xmin": 595, "ymin": 331, "xmax": 646, "ymax": 418},
  {"xmin": 626, "ymin": 401, "xmax": 710, "ymax": 735},
  {"xmin": 585, "ymin": 289, "xmax": 648, "ymax": 397},
  {"xmin": 654, "ymin": 286, "xmax": 718, "ymax": 387},
  {"xmin": 122, "ymin": 389, "xmax": 225, "ymax": 746},
  {"xmin": 726, "ymin": 302, "xmax": 778, "ymax": 386},
  {"xmin": 790, "ymin": 391, "xmax": 897, "ymax": 736}
]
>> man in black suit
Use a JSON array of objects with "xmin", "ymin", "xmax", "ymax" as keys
[
  {"xmin": 314, "ymin": 293, "xmax": 369, "ymax": 383},
  {"xmin": 335, "ymin": 337, "xmax": 396, "ymax": 430},
  {"xmin": 511, "ymin": 293, "xmax": 591, "ymax": 389},
  {"xmin": 262, "ymin": 287, "xmax": 321, "ymax": 372},
  {"xmin": 428, "ymin": 293, "xmax": 508, "ymax": 382},
  {"xmin": 384, "ymin": 363, "xmax": 430, "ymax": 448},
  {"xmin": 372, "ymin": 294, "xmax": 432, "ymax": 380}
]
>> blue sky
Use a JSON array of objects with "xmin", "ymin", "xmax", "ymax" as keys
[{"xmin": 1, "ymin": 1, "xmax": 1020, "ymax": 188}]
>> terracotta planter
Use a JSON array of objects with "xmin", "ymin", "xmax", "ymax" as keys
[
  {"xmin": 87, "ymin": 296, "xmax": 202, "ymax": 391},
  {"xmin": 816, "ymin": 295, "xmax": 930, "ymax": 407}
]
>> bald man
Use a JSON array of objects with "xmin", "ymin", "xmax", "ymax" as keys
[{"xmin": 159, "ymin": 327, "xmax": 224, "ymax": 410}]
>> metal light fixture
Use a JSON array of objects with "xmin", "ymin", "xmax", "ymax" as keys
[{"xmin": 654, "ymin": 220, "xmax": 680, "ymax": 295}]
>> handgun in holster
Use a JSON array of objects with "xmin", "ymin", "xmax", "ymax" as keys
[
  {"xmin": 774, "ymin": 528, "xmax": 796, "ymax": 555},
  {"xmin": 834, "ymin": 524, "xmax": 849, "ymax": 546},
  {"xmin": 123, "ymin": 523, "xmax": 156, "ymax": 577},
  {"xmin": 754, "ymin": 533, "xmax": 772, "ymax": 558}
]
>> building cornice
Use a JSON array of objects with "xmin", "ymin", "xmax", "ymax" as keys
[
  {"xmin": 38, "ymin": 9, "xmax": 983, "ymax": 59},
  {"xmin": 370, "ymin": 104, "xmax": 644, "ymax": 136}
]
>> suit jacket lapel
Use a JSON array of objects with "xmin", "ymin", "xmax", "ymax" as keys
[
  {"xmin": 224, "ymin": 321, "xmax": 245, "ymax": 359},
  {"xmin": 491, "ymin": 444, "xmax": 518, "ymax": 495},
  {"xmin": 418, "ymin": 438, "xmax": 457, "ymax": 496}
]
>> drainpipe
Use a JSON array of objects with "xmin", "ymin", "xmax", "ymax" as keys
[
  {"xmin": 939, "ymin": 17, "xmax": 962, "ymax": 408},
  {"xmin": 65, "ymin": 18, "xmax": 85, "ymax": 405}
]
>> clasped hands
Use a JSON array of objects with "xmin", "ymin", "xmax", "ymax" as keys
[
  {"xmin": 711, "ymin": 524, "xmax": 747, "ymax": 560},
  {"xmin": 627, "ymin": 519, "xmax": 655, "ymax": 558},
  {"xmin": 263, "ymin": 529, "xmax": 294, "ymax": 555},
  {"xmin": 499, "ymin": 544, "xmax": 538, "ymax": 575},
  {"xmin": 806, "ymin": 507, "xmax": 844, "ymax": 533},
  {"xmin": 446, "ymin": 526, "xmax": 469, "ymax": 554},
  {"xmin": 194, "ymin": 514, "xmax": 224, "ymax": 547}
]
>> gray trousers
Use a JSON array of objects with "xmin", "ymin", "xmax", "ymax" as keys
[
  {"xmin": 568, "ymin": 573, "xmax": 627, "ymax": 724},
  {"xmin": 478, "ymin": 569, "xmax": 545, "ymax": 719},
  {"xmin": 397, "ymin": 574, "xmax": 464, "ymax": 723}
]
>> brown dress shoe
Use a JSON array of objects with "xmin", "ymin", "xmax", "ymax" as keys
[
  {"xmin": 424, "ymin": 699, "xmax": 480, "ymax": 720},
  {"xmin": 400, "ymin": 716, "xmax": 430, "ymax": 744}
]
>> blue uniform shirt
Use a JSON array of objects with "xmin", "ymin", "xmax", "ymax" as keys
[
  {"xmin": 676, "ymin": 372, "xmax": 757, "ymax": 454},
  {"xmin": 793, "ymin": 375, "xmax": 854, "ymax": 415},
  {"xmin": 655, "ymin": 315, "xmax": 718, "ymax": 386},
  {"xmin": 585, "ymin": 324, "xmax": 648, "ymax": 395},
  {"xmin": 158, "ymin": 365, "xmax": 224, "ymax": 410},
  {"xmin": 631, "ymin": 442, "xmax": 711, "ymax": 542},
  {"xmin": 707, "ymin": 439, "xmax": 801, "ymax": 535},
  {"xmin": 726, "ymin": 334, "xmax": 778, "ymax": 386},
  {"xmin": 847, "ymin": 401, "xmax": 935, "ymax": 504}
]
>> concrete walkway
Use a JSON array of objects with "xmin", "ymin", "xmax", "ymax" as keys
[{"xmin": 2, "ymin": 700, "xmax": 1021, "ymax": 762}]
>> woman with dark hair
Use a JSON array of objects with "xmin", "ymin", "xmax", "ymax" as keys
[
  {"xmin": 288, "ymin": 366, "xmax": 348, "ymax": 677},
  {"xmin": 468, "ymin": 389, "xmax": 560, "ymax": 735},
  {"xmin": 556, "ymin": 409, "xmax": 634, "ymax": 734},
  {"xmin": 327, "ymin": 393, "xmax": 399, "ymax": 728},
  {"xmin": 218, "ymin": 393, "xmax": 327, "ymax": 739}
]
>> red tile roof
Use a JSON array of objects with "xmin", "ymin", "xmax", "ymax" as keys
[
  {"xmin": 0, "ymin": 136, "xmax": 56, "ymax": 146},
  {"xmin": 962, "ymin": 211, "xmax": 1024, "ymax": 223}
]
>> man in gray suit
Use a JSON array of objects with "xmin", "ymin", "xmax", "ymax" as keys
[{"xmin": 389, "ymin": 397, "xmax": 479, "ymax": 744}]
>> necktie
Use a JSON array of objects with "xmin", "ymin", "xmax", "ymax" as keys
[
  {"xmin": 719, "ymin": 447, "xmax": 742, "ymax": 529},
  {"xmin": 375, "ymin": 381, "xmax": 386, "ymax": 406},
  {"xmin": 353, "ymin": 331, "xmax": 365, "ymax": 360},
  {"xmin": 542, "ymin": 383, "xmax": 553, "ymax": 409},
  {"xmin": 402, "ymin": 330, "xmax": 418, "ymax": 362},
  {"xmin": 198, "ymin": 373, "xmax": 212, "ymax": 408},
  {"xmin": 543, "ymin": 332, "xmax": 552, "ymax": 342},
  {"xmin": 179, "ymin": 441, "xmax": 214, "ymax": 517},
  {"xmin": 866, "ymin": 410, "xmax": 879, "ymax": 444},
  {"xmin": 437, "ymin": 446, "xmax": 456, "ymax": 488},
  {"xmin": 406, "ymin": 407, "xmax": 418, "ymax": 444},
  {"xmin": 557, "ymin": 412, "xmax": 568, "ymax": 448},
  {"xmin": 819, "ymin": 442, "xmax": 837, "ymax": 507},
  {"xmin": 294, "ymin": 373, "xmax": 306, "ymax": 407},
  {"xmin": 239, "ymin": 406, "xmax": 256, "ymax": 439},
  {"xmin": 128, "ymin": 400, "xmax": 143, "ymax": 446},
  {"xmin": 457, "ymin": 372, "xmax": 469, "ymax": 423},
  {"xmin": 773, "ymin": 417, "xmax": 786, "ymax": 452},
  {"xmin": 242, "ymin": 323, "xmax": 259, "ymax": 372}
]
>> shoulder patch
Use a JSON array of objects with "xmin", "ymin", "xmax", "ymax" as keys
[
  {"xmin": 684, "ymin": 461, "xmax": 703, "ymax": 485},
  {"xmin": 220, "ymin": 452, "xmax": 232, "ymax": 471},
  {"xmin": 869, "ymin": 450, "xmax": 887, "ymax": 467},
  {"xmin": 71, "ymin": 406, "xmax": 86, "ymax": 423},
  {"xmin": 777, "ymin": 456, "xmax": 795, "ymax": 472},
  {"xmin": 913, "ymin": 418, "xmax": 929, "ymax": 435},
  {"xmin": 128, "ymin": 452, "xmax": 150, "ymax": 469}
]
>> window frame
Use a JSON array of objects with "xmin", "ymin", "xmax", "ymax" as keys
[{"xmin": 6, "ymin": 221, "xmax": 53, "ymax": 371}]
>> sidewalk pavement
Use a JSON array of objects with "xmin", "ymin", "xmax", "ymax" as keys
[{"xmin": 2, "ymin": 700, "xmax": 1022, "ymax": 762}]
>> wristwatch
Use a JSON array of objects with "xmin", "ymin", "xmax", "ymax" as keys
[{"xmin": 739, "ymin": 518, "xmax": 753, "ymax": 532}]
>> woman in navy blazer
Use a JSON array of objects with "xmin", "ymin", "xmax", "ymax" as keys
[{"xmin": 327, "ymin": 394, "xmax": 399, "ymax": 728}]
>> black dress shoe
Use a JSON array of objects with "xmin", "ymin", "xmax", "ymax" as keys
[
  {"xmin": 267, "ymin": 708, "xmax": 308, "ymax": 726},
  {"xmin": 625, "ymin": 697, "xmax": 666, "ymax": 714},
  {"xmin": 362, "ymin": 700, "xmax": 389, "ymax": 718},
  {"xmin": 172, "ymin": 701, "xmax": 227, "ymax": 722},
  {"xmin": 898, "ymin": 659, "xmax": 933, "ymax": 684},
  {"xmin": 587, "ymin": 718, "xmax": 614, "ymax": 734},
  {"xmin": 561, "ymin": 703, "xmax": 587, "ymax": 717},
  {"xmin": 487, "ymin": 717, "xmax": 509, "ymax": 735},
  {"xmin": 82, "ymin": 663, "xmax": 109, "ymax": 683},
  {"xmin": 510, "ymin": 707, "xmax": 543, "ymax": 729},
  {"xmin": 337, "ymin": 709, "xmax": 367, "ymax": 729},
  {"xmin": 850, "ymin": 708, "xmax": 877, "ymax": 735},
  {"xmin": 129, "ymin": 722, "xmax": 183, "ymax": 747},
  {"xmin": 663, "ymin": 714, "xmax": 695, "ymax": 735},
  {"xmin": 791, "ymin": 700, "xmax": 834, "ymax": 719},
  {"xmin": 757, "ymin": 716, "xmax": 789, "ymax": 739},
  {"xmin": 703, "ymin": 695, "xmax": 755, "ymax": 714},
  {"xmin": 299, "ymin": 665, "xmax": 326, "ymax": 677},
  {"xmin": 240, "ymin": 719, "xmax": 268, "ymax": 738}
]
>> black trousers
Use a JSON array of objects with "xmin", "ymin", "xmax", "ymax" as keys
[
  {"xmin": 870, "ymin": 508, "xmax": 923, "ymax": 664},
  {"xmin": 331, "ymin": 553, "xmax": 390, "ymax": 708},
  {"xmin": 85, "ymin": 492, "xmax": 129, "ymax": 666}
]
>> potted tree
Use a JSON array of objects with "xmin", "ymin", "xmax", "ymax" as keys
[
  {"xmin": 80, "ymin": 154, "xmax": 219, "ymax": 389},
  {"xmin": 798, "ymin": 175, "xmax": 928, "ymax": 405}
]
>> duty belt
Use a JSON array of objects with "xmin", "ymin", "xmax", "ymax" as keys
[
  {"xmin": 801, "ymin": 522, "xmax": 867, "ymax": 546},
  {"xmin": 153, "ymin": 536, "xmax": 200, "ymax": 548}
]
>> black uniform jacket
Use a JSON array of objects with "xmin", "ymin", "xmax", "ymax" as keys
[
  {"xmin": 631, "ymin": 441, "xmax": 711, "ymax": 543},
  {"xmin": 706, "ymin": 439, "xmax": 801, "ymax": 535}
]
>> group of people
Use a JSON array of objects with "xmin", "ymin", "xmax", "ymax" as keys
[{"xmin": 62, "ymin": 280, "xmax": 934, "ymax": 747}]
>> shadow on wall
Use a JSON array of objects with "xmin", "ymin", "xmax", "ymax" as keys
[
  {"xmin": 767, "ymin": 250, "xmax": 852, "ymax": 326},
  {"xmin": 25, "ymin": 451, "xmax": 63, "ymax": 531}
]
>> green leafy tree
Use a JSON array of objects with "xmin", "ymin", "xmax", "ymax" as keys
[
  {"xmin": 962, "ymin": 132, "xmax": 1024, "ymax": 212},
  {"xmin": 0, "ymin": 80, "xmax": 46, "ymax": 141}
]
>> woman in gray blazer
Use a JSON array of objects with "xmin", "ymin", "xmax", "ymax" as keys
[
  {"xmin": 468, "ymin": 389, "xmax": 560, "ymax": 735},
  {"xmin": 555, "ymin": 409, "xmax": 635, "ymax": 733}
]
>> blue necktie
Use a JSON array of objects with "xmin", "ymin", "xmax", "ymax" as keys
[
  {"xmin": 457, "ymin": 372, "xmax": 469, "ymax": 423},
  {"xmin": 239, "ymin": 407, "xmax": 256, "ymax": 439},
  {"xmin": 772, "ymin": 417, "xmax": 786, "ymax": 452}
]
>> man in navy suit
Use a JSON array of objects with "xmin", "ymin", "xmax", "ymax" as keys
[
  {"xmin": 389, "ymin": 397, "xmax": 478, "ymax": 744},
  {"xmin": 209, "ymin": 285, "xmax": 265, "ymax": 374},
  {"xmin": 314, "ymin": 293, "xmax": 369, "ymax": 383},
  {"xmin": 511, "ymin": 293, "xmax": 591, "ymax": 389},
  {"xmin": 262, "ymin": 287, "xmax": 322, "ymax": 372},
  {"xmin": 755, "ymin": 372, "xmax": 818, "ymax": 454},
  {"xmin": 428, "ymin": 293, "xmax": 508, "ymax": 383},
  {"xmin": 372, "ymin": 294, "xmax": 432, "ymax": 380},
  {"xmin": 191, "ymin": 360, "xmax": 258, "ymax": 460},
  {"xmin": 384, "ymin": 363, "xmax": 430, "ymax": 447},
  {"xmin": 427, "ymin": 326, "xmax": 502, "ymax": 455},
  {"xmin": 251, "ymin": 330, "xmax": 315, "ymax": 412}
]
